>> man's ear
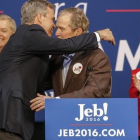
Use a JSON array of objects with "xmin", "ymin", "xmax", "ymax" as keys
[
  {"xmin": 36, "ymin": 13, "xmax": 43, "ymax": 24},
  {"xmin": 75, "ymin": 28, "xmax": 83, "ymax": 36}
]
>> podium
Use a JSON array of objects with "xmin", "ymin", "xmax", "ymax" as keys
[{"xmin": 45, "ymin": 99, "xmax": 138, "ymax": 140}]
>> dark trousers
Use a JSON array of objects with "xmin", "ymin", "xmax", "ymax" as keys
[{"xmin": 0, "ymin": 129, "xmax": 22, "ymax": 140}]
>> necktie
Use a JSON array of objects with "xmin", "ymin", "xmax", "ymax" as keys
[{"xmin": 63, "ymin": 54, "xmax": 73, "ymax": 67}]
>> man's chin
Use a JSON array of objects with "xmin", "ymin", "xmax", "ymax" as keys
[
  {"xmin": 48, "ymin": 34, "xmax": 52, "ymax": 37},
  {"xmin": 0, "ymin": 44, "xmax": 4, "ymax": 48},
  {"xmin": 56, "ymin": 36, "xmax": 63, "ymax": 39}
]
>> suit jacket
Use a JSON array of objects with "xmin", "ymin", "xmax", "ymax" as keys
[
  {"xmin": 129, "ymin": 68, "xmax": 140, "ymax": 136},
  {"xmin": 0, "ymin": 24, "xmax": 98, "ymax": 140},
  {"xmin": 50, "ymin": 48, "xmax": 111, "ymax": 98}
]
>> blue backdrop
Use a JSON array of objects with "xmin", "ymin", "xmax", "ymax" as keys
[{"xmin": 0, "ymin": 0, "xmax": 140, "ymax": 98}]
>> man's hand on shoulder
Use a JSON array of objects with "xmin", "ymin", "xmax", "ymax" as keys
[{"xmin": 97, "ymin": 28, "xmax": 116, "ymax": 46}]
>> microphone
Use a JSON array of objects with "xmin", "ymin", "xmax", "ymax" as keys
[
  {"xmin": 87, "ymin": 67, "xmax": 93, "ymax": 71},
  {"xmin": 77, "ymin": 66, "xmax": 106, "ymax": 98}
]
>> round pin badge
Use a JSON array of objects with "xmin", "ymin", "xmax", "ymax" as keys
[
  {"xmin": 73, "ymin": 63, "xmax": 83, "ymax": 74},
  {"xmin": 136, "ymin": 71, "xmax": 140, "ymax": 80}
]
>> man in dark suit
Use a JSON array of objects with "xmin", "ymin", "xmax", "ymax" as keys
[
  {"xmin": 0, "ymin": 0, "xmax": 115, "ymax": 140},
  {"xmin": 30, "ymin": 8, "xmax": 111, "ymax": 111}
]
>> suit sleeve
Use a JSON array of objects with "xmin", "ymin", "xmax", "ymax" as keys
[
  {"xmin": 23, "ymin": 29, "xmax": 98, "ymax": 55},
  {"xmin": 59, "ymin": 50, "xmax": 111, "ymax": 98}
]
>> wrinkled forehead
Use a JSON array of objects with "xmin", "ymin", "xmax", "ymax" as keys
[{"xmin": 57, "ymin": 14, "xmax": 71, "ymax": 25}]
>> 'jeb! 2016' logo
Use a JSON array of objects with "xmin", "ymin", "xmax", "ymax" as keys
[{"xmin": 75, "ymin": 103, "xmax": 108, "ymax": 121}]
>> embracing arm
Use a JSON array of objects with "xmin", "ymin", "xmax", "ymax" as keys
[{"xmin": 23, "ymin": 25, "xmax": 115, "ymax": 54}]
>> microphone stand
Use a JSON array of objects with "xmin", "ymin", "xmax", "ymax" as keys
[{"xmin": 77, "ymin": 67, "xmax": 106, "ymax": 98}]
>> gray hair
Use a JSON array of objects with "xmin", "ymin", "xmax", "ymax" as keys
[
  {"xmin": 21, "ymin": 0, "xmax": 54, "ymax": 24},
  {"xmin": 59, "ymin": 8, "xmax": 89, "ymax": 33},
  {"xmin": 0, "ymin": 14, "xmax": 16, "ymax": 32}
]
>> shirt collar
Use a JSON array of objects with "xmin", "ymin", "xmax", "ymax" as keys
[{"xmin": 63, "ymin": 53, "xmax": 75, "ymax": 59}]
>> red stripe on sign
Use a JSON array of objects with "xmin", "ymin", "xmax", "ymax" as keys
[
  {"xmin": 71, "ymin": 124, "xmax": 113, "ymax": 126},
  {"xmin": 106, "ymin": 9, "xmax": 140, "ymax": 12},
  {"xmin": 0, "ymin": 11, "xmax": 4, "ymax": 13}
]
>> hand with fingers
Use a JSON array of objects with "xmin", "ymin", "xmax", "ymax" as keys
[
  {"xmin": 133, "ymin": 75, "xmax": 140, "ymax": 92},
  {"xmin": 30, "ymin": 93, "xmax": 54, "ymax": 112},
  {"xmin": 97, "ymin": 28, "xmax": 116, "ymax": 45}
]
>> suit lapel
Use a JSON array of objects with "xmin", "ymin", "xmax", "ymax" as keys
[{"xmin": 63, "ymin": 52, "xmax": 84, "ymax": 93}]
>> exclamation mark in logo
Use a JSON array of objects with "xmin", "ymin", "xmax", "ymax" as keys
[{"xmin": 103, "ymin": 103, "xmax": 108, "ymax": 121}]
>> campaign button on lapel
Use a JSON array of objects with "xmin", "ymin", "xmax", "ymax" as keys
[{"xmin": 73, "ymin": 63, "xmax": 83, "ymax": 74}]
